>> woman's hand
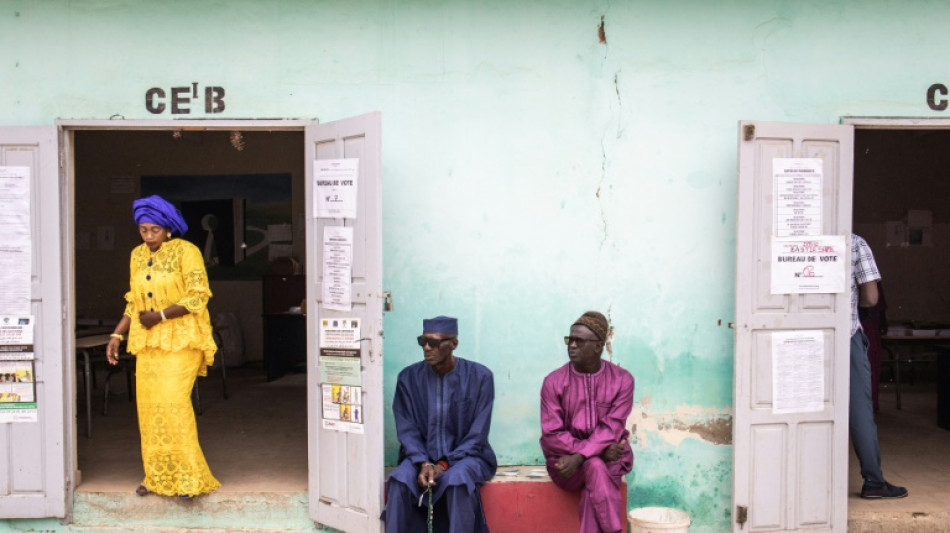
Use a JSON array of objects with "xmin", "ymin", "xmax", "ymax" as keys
[
  {"xmin": 106, "ymin": 338, "xmax": 122, "ymax": 365},
  {"xmin": 138, "ymin": 310, "xmax": 162, "ymax": 330}
]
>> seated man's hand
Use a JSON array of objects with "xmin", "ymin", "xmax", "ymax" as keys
[
  {"xmin": 600, "ymin": 439, "xmax": 628, "ymax": 462},
  {"xmin": 554, "ymin": 453, "xmax": 585, "ymax": 478},
  {"xmin": 416, "ymin": 462, "xmax": 446, "ymax": 489}
]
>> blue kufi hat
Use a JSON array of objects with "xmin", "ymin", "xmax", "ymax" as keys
[{"xmin": 423, "ymin": 315, "xmax": 458, "ymax": 335}]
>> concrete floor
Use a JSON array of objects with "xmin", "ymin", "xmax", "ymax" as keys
[
  {"xmin": 76, "ymin": 363, "xmax": 309, "ymax": 494},
  {"xmin": 75, "ymin": 362, "xmax": 950, "ymax": 531},
  {"xmin": 848, "ymin": 380, "xmax": 950, "ymax": 532}
]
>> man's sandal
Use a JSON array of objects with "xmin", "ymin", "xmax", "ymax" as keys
[{"xmin": 135, "ymin": 485, "xmax": 149, "ymax": 497}]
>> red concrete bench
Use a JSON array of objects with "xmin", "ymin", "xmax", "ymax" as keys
[{"xmin": 481, "ymin": 467, "xmax": 628, "ymax": 533}]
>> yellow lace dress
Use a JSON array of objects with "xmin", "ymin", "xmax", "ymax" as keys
[{"xmin": 124, "ymin": 238, "xmax": 220, "ymax": 497}]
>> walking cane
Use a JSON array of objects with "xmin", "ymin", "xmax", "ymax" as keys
[{"xmin": 418, "ymin": 481, "xmax": 434, "ymax": 533}]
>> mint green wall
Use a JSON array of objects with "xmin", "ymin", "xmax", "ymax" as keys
[{"xmin": 4, "ymin": 1, "xmax": 950, "ymax": 531}]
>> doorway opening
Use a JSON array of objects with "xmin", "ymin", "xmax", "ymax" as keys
[
  {"xmin": 70, "ymin": 127, "xmax": 310, "ymax": 494},
  {"xmin": 848, "ymin": 124, "xmax": 950, "ymax": 515}
]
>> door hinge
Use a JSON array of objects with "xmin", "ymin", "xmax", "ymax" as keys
[
  {"xmin": 383, "ymin": 291, "xmax": 393, "ymax": 312},
  {"xmin": 736, "ymin": 505, "xmax": 748, "ymax": 528},
  {"xmin": 743, "ymin": 124, "xmax": 755, "ymax": 141}
]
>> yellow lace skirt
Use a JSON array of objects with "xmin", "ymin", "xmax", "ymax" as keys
[{"xmin": 136, "ymin": 347, "xmax": 220, "ymax": 497}]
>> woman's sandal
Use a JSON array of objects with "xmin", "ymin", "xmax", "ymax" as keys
[
  {"xmin": 178, "ymin": 494, "xmax": 194, "ymax": 501},
  {"xmin": 135, "ymin": 485, "xmax": 149, "ymax": 497}
]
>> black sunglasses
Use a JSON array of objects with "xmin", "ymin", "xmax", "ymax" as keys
[
  {"xmin": 417, "ymin": 335, "xmax": 455, "ymax": 349},
  {"xmin": 564, "ymin": 336, "xmax": 601, "ymax": 346}
]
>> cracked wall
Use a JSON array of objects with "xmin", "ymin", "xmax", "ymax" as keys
[{"xmin": 6, "ymin": 1, "xmax": 950, "ymax": 531}]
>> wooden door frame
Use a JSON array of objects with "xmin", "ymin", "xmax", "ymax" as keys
[{"xmin": 57, "ymin": 118, "xmax": 314, "ymax": 516}]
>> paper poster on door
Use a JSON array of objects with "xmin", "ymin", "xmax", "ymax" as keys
[
  {"xmin": 321, "ymin": 383, "xmax": 364, "ymax": 434},
  {"xmin": 319, "ymin": 317, "xmax": 362, "ymax": 386},
  {"xmin": 319, "ymin": 318, "xmax": 361, "ymax": 356},
  {"xmin": 770, "ymin": 235, "xmax": 846, "ymax": 294},
  {"xmin": 0, "ymin": 316, "xmax": 34, "ymax": 361},
  {"xmin": 321, "ymin": 226, "xmax": 353, "ymax": 311},
  {"xmin": 0, "ymin": 167, "xmax": 32, "ymax": 315},
  {"xmin": 771, "ymin": 330, "xmax": 824, "ymax": 414},
  {"xmin": 0, "ymin": 360, "xmax": 37, "ymax": 423},
  {"xmin": 0, "ymin": 316, "xmax": 37, "ymax": 422},
  {"xmin": 314, "ymin": 159, "xmax": 359, "ymax": 219},
  {"xmin": 773, "ymin": 158, "xmax": 822, "ymax": 237}
]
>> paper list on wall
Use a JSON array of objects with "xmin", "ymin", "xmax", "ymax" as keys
[
  {"xmin": 321, "ymin": 226, "xmax": 353, "ymax": 311},
  {"xmin": 773, "ymin": 158, "xmax": 822, "ymax": 237},
  {"xmin": 771, "ymin": 330, "xmax": 824, "ymax": 414},
  {"xmin": 0, "ymin": 167, "xmax": 32, "ymax": 315}
]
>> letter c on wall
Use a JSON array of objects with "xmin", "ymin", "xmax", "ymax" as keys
[
  {"xmin": 927, "ymin": 83, "xmax": 948, "ymax": 111},
  {"xmin": 145, "ymin": 88, "xmax": 166, "ymax": 114}
]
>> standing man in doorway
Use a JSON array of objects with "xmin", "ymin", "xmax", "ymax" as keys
[
  {"xmin": 851, "ymin": 234, "xmax": 908, "ymax": 499},
  {"xmin": 540, "ymin": 311, "xmax": 634, "ymax": 533},
  {"xmin": 383, "ymin": 315, "xmax": 497, "ymax": 532}
]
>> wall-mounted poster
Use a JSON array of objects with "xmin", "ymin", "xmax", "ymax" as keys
[{"xmin": 142, "ymin": 173, "xmax": 292, "ymax": 280}]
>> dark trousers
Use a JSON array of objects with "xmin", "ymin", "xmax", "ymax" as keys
[{"xmin": 384, "ymin": 479, "xmax": 489, "ymax": 533}]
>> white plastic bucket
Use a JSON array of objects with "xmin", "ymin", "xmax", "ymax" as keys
[{"xmin": 628, "ymin": 506, "xmax": 691, "ymax": 533}]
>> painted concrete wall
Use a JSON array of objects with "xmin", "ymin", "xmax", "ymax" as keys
[{"xmin": 4, "ymin": 1, "xmax": 950, "ymax": 531}]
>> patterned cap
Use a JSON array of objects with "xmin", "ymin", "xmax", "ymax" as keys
[{"xmin": 573, "ymin": 311, "xmax": 609, "ymax": 340}]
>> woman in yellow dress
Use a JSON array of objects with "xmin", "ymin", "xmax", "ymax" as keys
[{"xmin": 105, "ymin": 195, "xmax": 220, "ymax": 500}]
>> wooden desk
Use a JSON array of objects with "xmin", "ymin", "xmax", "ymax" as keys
[{"xmin": 881, "ymin": 335, "xmax": 950, "ymax": 429}]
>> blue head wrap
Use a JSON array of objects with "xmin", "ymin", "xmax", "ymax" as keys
[
  {"xmin": 132, "ymin": 195, "xmax": 189, "ymax": 236},
  {"xmin": 422, "ymin": 315, "xmax": 458, "ymax": 335}
]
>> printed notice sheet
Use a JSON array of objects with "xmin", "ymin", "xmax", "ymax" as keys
[
  {"xmin": 0, "ymin": 167, "xmax": 32, "ymax": 315},
  {"xmin": 771, "ymin": 235, "xmax": 846, "ymax": 294},
  {"xmin": 773, "ymin": 158, "xmax": 822, "ymax": 237},
  {"xmin": 319, "ymin": 318, "xmax": 361, "ymax": 357},
  {"xmin": 0, "ymin": 360, "xmax": 37, "ymax": 423},
  {"xmin": 314, "ymin": 159, "xmax": 359, "ymax": 219},
  {"xmin": 319, "ymin": 318, "xmax": 362, "ymax": 386},
  {"xmin": 772, "ymin": 330, "xmax": 824, "ymax": 414},
  {"xmin": 321, "ymin": 226, "xmax": 353, "ymax": 311},
  {"xmin": 0, "ymin": 316, "xmax": 36, "ymax": 422},
  {"xmin": 321, "ymin": 383, "xmax": 364, "ymax": 434},
  {"xmin": 0, "ymin": 316, "xmax": 35, "ymax": 361}
]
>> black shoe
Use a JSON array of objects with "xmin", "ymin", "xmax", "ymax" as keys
[{"xmin": 861, "ymin": 482, "xmax": 908, "ymax": 499}]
